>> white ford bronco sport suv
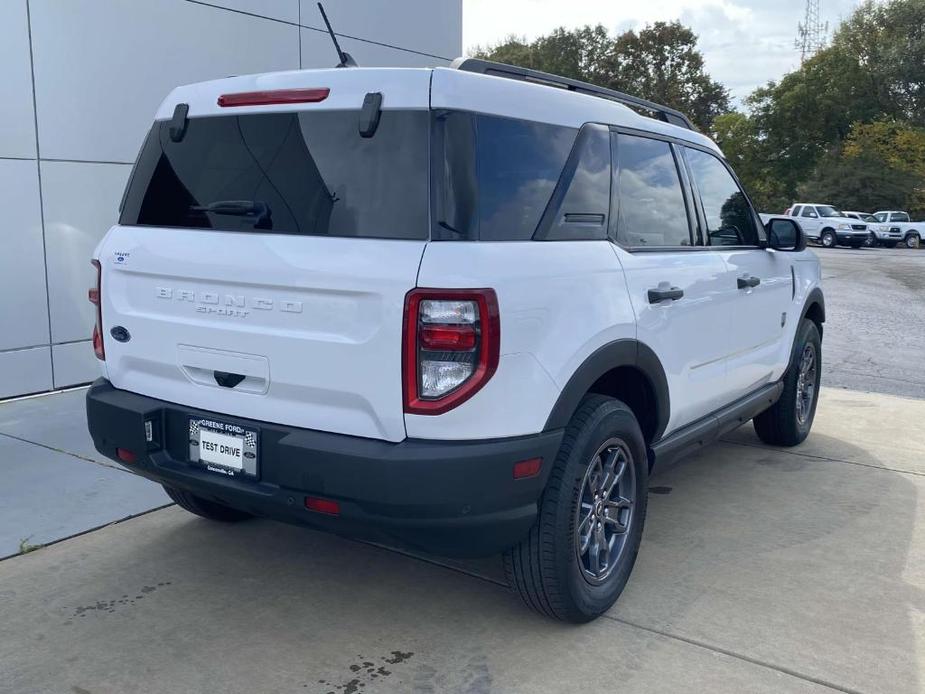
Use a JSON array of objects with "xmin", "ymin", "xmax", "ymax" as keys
[{"xmin": 86, "ymin": 59, "xmax": 824, "ymax": 623}]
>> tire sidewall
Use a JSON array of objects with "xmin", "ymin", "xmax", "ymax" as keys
[
  {"xmin": 821, "ymin": 231, "xmax": 835, "ymax": 248},
  {"xmin": 550, "ymin": 402, "xmax": 648, "ymax": 620},
  {"xmin": 788, "ymin": 320, "xmax": 822, "ymax": 439}
]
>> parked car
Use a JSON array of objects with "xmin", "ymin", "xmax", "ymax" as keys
[
  {"xmin": 843, "ymin": 211, "xmax": 902, "ymax": 248},
  {"xmin": 85, "ymin": 59, "xmax": 824, "ymax": 623},
  {"xmin": 872, "ymin": 211, "xmax": 924, "ymax": 248},
  {"xmin": 787, "ymin": 203, "xmax": 870, "ymax": 247}
]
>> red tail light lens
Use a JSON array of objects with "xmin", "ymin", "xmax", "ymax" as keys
[
  {"xmin": 217, "ymin": 87, "xmax": 330, "ymax": 107},
  {"xmin": 89, "ymin": 259, "xmax": 104, "ymax": 360},
  {"xmin": 403, "ymin": 289, "xmax": 500, "ymax": 415}
]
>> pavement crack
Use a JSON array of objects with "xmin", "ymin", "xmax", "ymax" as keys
[
  {"xmin": 600, "ymin": 614, "xmax": 866, "ymax": 694},
  {"xmin": 720, "ymin": 438, "xmax": 924, "ymax": 478},
  {"xmin": 0, "ymin": 431, "xmax": 124, "ymax": 472}
]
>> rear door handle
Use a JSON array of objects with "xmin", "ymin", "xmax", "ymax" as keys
[
  {"xmin": 647, "ymin": 285, "xmax": 684, "ymax": 303},
  {"xmin": 737, "ymin": 275, "xmax": 761, "ymax": 289}
]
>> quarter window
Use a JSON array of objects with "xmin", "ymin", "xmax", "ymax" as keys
[
  {"xmin": 437, "ymin": 112, "xmax": 576, "ymax": 240},
  {"xmin": 613, "ymin": 134, "xmax": 692, "ymax": 247},
  {"xmin": 685, "ymin": 148, "xmax": 760, "ymax": 246},
  {"xmin": 802, "ymin": 207, "xmax": 818, "ymax": 218}
]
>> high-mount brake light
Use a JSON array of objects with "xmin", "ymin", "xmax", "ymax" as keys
[
  {"xmin": 217, "ymin": 87, "xmax": 330, "ymax": 107},
  {"xmin": 89, "ymin": 259, "xmax": 104, "ymax": 360},
  {"xmin": 403, "ymin": 289, "xmax": 500, "ymax": 415}
]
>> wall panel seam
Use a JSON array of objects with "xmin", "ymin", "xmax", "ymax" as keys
[{"xmin": 24, "ymin": 0, "xmax": 55, "ymax": 383}]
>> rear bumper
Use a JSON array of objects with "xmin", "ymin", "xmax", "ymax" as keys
[{"xmin": 85, "ymin": 379, "xmax": 562, "ymax": 557}]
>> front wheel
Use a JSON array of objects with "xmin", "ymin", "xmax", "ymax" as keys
[
  {"xmin": 753, "ymin": 319, "xmax": 821, "ymax": 446},
  {"xmin": 820, "ymin": 230, "xmax": 836, "ymax": 248},
  {"xmin": 906, "ymin": 234, "xmax": 921, "ymax": 249},
  {"xmin": 863, "ymin": 233, "xmax": 877, "ymax": 248},
  {"xmin": 504, "ymin": 395, "xmax": 648, "ymax": 623}
]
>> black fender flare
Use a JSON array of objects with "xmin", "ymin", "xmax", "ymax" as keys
[
  {"xmin": 543, "ymin": 338, "xmax": 670, "ymax": 441},
  {"xmin": 800, "ymin": 287, "xmax": 825, "ymax": 331}
]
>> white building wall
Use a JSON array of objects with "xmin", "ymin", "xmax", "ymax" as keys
[{"xmin": 0, "ymin": 0, "xmax": 461, "ymax": 398}]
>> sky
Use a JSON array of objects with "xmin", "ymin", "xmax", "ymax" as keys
[{"xmin": 462, "ymin": 0, "xmax": 860, "ymax": 104}]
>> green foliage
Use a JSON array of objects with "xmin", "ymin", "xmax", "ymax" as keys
[
  {"xmin": 473, "ymin": 0, "xmax": 925, "ymax": 215},
  {"xmin": 473, "ymin": 22, "xmax": 730, "ymax": 132},
  {"xmin": 721, "ymin": 0, "xmax": 925, "ymax": 213}
]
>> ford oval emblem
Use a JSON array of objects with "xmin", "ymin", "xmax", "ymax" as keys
[{"xmin": 110, "ymin": 326, "xmax": 131, "ymax": 343}]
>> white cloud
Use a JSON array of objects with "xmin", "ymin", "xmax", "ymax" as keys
[{"xmin": 463, "ymin": 0, "xmax": 860, "ymax": 103}]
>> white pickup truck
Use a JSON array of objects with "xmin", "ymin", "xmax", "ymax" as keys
[
  {"xmin": 785, "ymin": 203, "xmax": 870, "ymax": 248},
  {"xmin": 842, "ymin": 211, "xmax": 902, "ymax": 248},
  {"xmin": 872, "ymin": 211, "xmax": 925, "ymax": 248}
]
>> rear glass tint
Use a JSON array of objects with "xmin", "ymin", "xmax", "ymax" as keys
[
  {"xmin": 120, "ymin": 110, "xmax": 429, "ymax": 239},
  {"xmin": 436, "ymin": 112, "xmax": 576, "ymax": 240}
]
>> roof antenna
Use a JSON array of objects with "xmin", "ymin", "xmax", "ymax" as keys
[{"xmin": 317, "ymin": 2, "xmax": 357, "ymax": 68}]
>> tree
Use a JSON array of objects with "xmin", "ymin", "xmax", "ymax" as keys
[
  {"xmin": 474, "ymin": 22, "xmax": 730, "ymax": 131},
  {"xmin": 798, "ymin": 148, "xmax": 920, "ymax": 214},
  {"xmin": 609, "ymin": 23, "xmax": 730, "ymax": 132}
]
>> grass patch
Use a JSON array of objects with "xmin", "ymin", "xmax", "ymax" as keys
[{"xmin": 18, "ymin": 536, "xmax": 43, "ymax": 554}]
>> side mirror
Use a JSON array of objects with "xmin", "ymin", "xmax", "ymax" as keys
[{"xmin": 765, "ymin": 218, "xmax": 805, "ymax": 251}]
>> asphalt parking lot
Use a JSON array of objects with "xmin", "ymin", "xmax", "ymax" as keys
[
  {"xmin": 816, "ymin": 245, "xmax": 925, "ymax": 399},
  {"xmin": 1, "ymin": 245, "xmax": 924, "ymax": 694}
]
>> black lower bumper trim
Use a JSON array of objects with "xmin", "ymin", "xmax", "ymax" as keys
[{"xmin": 86, "ymin": 379, "xmax": 563, "ymax": 556}]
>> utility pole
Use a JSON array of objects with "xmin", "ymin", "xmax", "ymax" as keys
[{"xmin": 795, "ymin": 0, "xmax": 828, "ymax": 62}]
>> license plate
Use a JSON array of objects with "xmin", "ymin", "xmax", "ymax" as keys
[{"xmin": 189, "ymin": 418, "xmax": 258, "ymax": 477}]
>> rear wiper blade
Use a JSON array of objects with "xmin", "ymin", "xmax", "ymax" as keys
[{"xmin": 190, "ymin": 200, "xmax": 272, "ymax": 228}]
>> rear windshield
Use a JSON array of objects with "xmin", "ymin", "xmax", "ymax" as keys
[{"xmin": 120, "ymin": 110, "xmax": 429, "ymax": 239}]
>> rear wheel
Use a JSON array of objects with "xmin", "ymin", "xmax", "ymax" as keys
[
  {"xmin": 504, "ymin": 395, "xmax": 647, "ymax": 623},
  {"xmin": 820, "ymin": 230, "xmax": 836, "ymax": 248},
  {"xmin": 163, "ymin": 485, "xmax": 253, "ymax": 522},
  {"xmin": 753, "ymin": 319, "xmax": 821, "ymax": 447},
  {"xmin": 906, "ymin": 233, "xmax": 921, "ymax": 249}
]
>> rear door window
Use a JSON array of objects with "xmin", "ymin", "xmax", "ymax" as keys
[
  {"xmin": 612, "ymin": 134, "xmax": 692, "ymax": 247},
  {"xmin": 120, "ymin": 110, "xmax": 430, "ymax": 239}
]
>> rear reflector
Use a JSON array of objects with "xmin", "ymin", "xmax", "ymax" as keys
[
  {"xmin": 116, "ymin": 448, "xmax": 136, "ymax": 464},
  {"xmin": 217, "ymin": 87, "xmax": 330, "ymax": 107},
  {"xmin": 305, "ymin": 496, "xmax": 340, "ymax": 515},
  {"xmin": 513, "ymin": 458, "xmax": 542, "ymax": 479}
]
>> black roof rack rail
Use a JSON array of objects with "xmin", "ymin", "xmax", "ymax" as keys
[{"xmin": 452, "ymin": 57, "xmax": 696, "ymax": 131}]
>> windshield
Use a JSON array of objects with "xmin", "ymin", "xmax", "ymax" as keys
[
  {"xmin": 816, "ymin": 205, "xmax": 843, "ymax": 218},
  {"xmin": 120, "ymin": 110, "xmax": 429, "ymax": 239},
  {"xmin": 859, "ymin": 213, "xmax": 877, "ymax": 222}
]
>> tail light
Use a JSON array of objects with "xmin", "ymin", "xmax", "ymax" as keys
[
  {"xmin": 89, "ymin": 259, "xmax": 104, "ymax": 360},
  {"xmin": 403, "ymin": 289, "xmax": 500, "ymax": 415}
]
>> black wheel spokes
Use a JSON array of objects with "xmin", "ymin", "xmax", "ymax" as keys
[{"xmin": 576, "ymin": 440, "xmax": 635, "ymax": 585}]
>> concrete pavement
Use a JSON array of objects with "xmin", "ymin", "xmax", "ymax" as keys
[
  {"xmin": 1, "ymin": 387, "xmax": 922, "ymax": 694},
  {"xmin": 0, "ymin": 388, "xmax": 169, "ymax": 558}
]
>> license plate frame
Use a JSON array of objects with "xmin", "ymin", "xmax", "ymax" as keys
[{"xmin": 188, "ymin": 417, "xmax": 259, "ymax": 478}]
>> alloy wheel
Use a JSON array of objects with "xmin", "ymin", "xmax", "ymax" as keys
[
  {"xmin": 795, "ymin": 343, "xmax": 818, "ymax": 426},
  {"xmin": 575, "ymin": 438, "xmax": 636, "ymax": 585}
]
